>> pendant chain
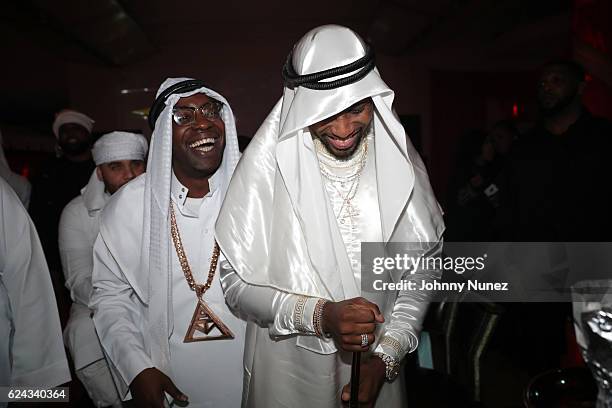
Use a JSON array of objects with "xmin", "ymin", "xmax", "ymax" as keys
[
  {"xmin": 315, "ymin": 137, "xmax": 368, "ymax": 183},
  {"xmin": 170, "ymin": 202, "xmax": 220, "ymax": 300}
]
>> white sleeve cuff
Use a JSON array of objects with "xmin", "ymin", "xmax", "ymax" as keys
[
  {"xmin": 374, "ymin": 334, "xmax": 415, "ymax": 361},
  {"xmin": 271, "ymin": 295, "xmax": 320, "ymax": 336}
]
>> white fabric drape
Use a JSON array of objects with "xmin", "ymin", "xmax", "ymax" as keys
[
  {"xmin": 59, "ymin": 171, "xmax": 109, "ymax": 370},
  {"xmin": 0, "ymin": 177, "xmax": 70, "ymax": 389},
  {"xmin": 0, "ymin": 131, "xmax": 30, "ymax": 209}
]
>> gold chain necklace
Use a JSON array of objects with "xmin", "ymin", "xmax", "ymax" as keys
[{"xmin": 169, "ymin": 202, "xmax": 233, "ymax": 342}]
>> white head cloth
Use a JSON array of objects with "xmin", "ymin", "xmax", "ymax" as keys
[
  {"xmin": 92, "ymin": 131, "xmax": 148, "ymax": 166},
  {"xmin": 52, "ymin": 109, "xmax": 95, "ymax": 138},
  {"xmin": 217, "ymin": 25, "xmax": 444, "ymax": 304},
  {"xmin": 127, "ymin": 78, "xmax": 240, "ymax": 371},
  {"xmin": 80, "ymin": 132, "xmax": 148, "ymax": 213}
]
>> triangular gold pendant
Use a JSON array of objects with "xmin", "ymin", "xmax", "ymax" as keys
[{"xmin": 184, "ymin": 300, "xmax": 235, "ymax": 343}]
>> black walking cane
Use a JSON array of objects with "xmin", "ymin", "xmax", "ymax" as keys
[{"xmin": 349, "ymin": 351, "xmax": 361, "ymax": 407}]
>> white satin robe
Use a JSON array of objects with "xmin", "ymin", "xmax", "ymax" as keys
[{"xmin": 220, "ymin": 135, "xmax": 436, "ymax": 407}]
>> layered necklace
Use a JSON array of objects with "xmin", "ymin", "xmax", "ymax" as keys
[
  {"xmin": 169, "ymin": 202, "xmax": 234, "ymax": 342},
  {"xmin": 314, "ymin": 135, "xmax": 368, "ymax": 225}
]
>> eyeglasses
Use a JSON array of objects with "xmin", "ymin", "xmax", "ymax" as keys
[{"xmin": 172, "ymin": 101, "xmax": 223, "ymax": 126}]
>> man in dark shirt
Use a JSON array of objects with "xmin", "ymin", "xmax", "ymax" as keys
[
  {"xmin": 29, "ymin": 109, "xmax": 96, "ymax": 324},
  {"xmin": 504, "ymin": 60, "xmax": 612, "ymax": 377},
  {"xmin": 511, "ymin": 60, "xmax": 612, "ymax": 241}
]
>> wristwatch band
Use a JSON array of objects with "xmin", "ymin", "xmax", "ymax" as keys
[{"xmin": 373, "ymin": 352, "xmax": 400, "ymax": 382}]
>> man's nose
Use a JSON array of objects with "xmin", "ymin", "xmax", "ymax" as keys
[
  {"xmin": 124, "ymin": 167, "xmax": 136, "ymax": 181},
  {"xmin": 193, "ymin": 111, "xmax": 213, "ymax": 129},
  {"xmin": 330, "ymin": 115, "xmax": 355, "ymax": 139}
]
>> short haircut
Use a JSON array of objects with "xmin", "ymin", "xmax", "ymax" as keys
[{"xmin": 543, "ymin": 59, "xmax": 586, "ymax": 82}]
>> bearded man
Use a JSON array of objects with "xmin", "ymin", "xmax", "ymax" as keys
[{"xmin": 30, "ymin": 109, "xmax": 97, "ymax": 313}]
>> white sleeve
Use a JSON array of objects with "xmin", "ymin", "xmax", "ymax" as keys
[
  {"xmin": 1, "ymin": 182, "xmax": 71, "ymax": 387},
  {"xmin": 374, "ymin": 241, "xmax": 443, "ymax": 361},
  {"xmin": 90, "ymin": 235, "xmax": 154, "ymax": 391},
  {"xmin": 58, "ymin": 203, "xmax": 93, "ymax": 306},
  {"xmin": 219, "ymin": 259, "xmax": 320, "ymax": 336}
]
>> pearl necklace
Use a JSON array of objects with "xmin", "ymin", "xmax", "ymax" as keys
[
  {"xmin": 314, "ymin": 136, "xmax": 369, "ymax": 223},
  {"xmin": 314, "ymin": 136, "xmax": 368, "ymax": 183}
]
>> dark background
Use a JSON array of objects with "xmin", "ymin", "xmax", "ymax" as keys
[{"xmin": 2, "ymin": 0, "xmax": 611, "ymax": 208}]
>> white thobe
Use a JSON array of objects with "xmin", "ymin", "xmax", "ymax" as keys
[
  {"xmin": 168, "ymin": 174, "xmax": 246, "ymax": 408},
  {"xmin": 220, "ymin": 136, "xmax": 414, "ymax": 407},
  {"xmin": 91, "ymin": 172, "xmax": 245, "ymax": 407},
  {"xmin": 59, "ymin": 171, "xmax": 121, "ymax": 407},
  {"xmin": 59, "ymin": 173, "xmax": 110, "ymax": 370},
  {"xmin": 0, "ymin": 177, "xmax": 70, "ymax": 392}
]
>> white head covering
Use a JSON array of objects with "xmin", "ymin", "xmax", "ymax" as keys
[
  {"xmin": 92, "ymin": 131, "xmax": 148, "ymax": 166},
  {"xmin": 80, "ymin": 132, "xmax": 148, "ymax": 213},
  {"xmin": 217, "ymin": 25, "xmax": 444, "ymax": 301},
  {"xmin": 52, "ymin": 109, "xmax": 95, "ymax": 138}
]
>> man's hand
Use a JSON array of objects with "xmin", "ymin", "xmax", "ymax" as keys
[
  {"xmin": 322, "ymin": 297, "xmax": 384, "ymax": 352},
  {"xmin": 341, "ymin": 356, "xmax": 386, "ymax": 407},
  {"xmin": 129, "ymin": 367, "xmax": 188, "ymax": 408}
]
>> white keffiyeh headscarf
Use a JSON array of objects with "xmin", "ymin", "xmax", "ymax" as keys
[
  {"xmin": 82, "ymin": 132, "xmax": 149, "ymax": 214},
  {"xmin": 92, "ymin": 131, "xmax": 148, "ymax": 166}
]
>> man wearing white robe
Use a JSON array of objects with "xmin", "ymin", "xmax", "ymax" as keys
[
  {"xmin": 59, "ymin": 131, "xmax": 147, "ymax": 407},
  {"xmin": 90, "ymin": 78, "xmax": 245, "ymax": 408},
  {"xmin": 0, "ymin": 177, "xmax": 71, "ymax": 405},
  {"xmin": 216, "ymin": 25, "xmax": 444, "ymax": 407}
]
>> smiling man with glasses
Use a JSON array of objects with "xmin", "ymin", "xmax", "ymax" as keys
[{"xmin": 90, "ymin": 78, "xmax": 245, "ymax": 408}]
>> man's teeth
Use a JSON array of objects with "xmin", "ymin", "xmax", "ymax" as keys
[{"xmin": 189, "ymin": 138, "xmax": 215, "ymax": 148}]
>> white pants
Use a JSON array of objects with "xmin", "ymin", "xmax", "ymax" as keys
[{"xmin": 77, "ymin": 358, "xmax": 122, "ymax": 408}]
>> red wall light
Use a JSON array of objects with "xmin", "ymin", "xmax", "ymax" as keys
[{"xmin": 512, "ymin": 103, "xmax": 519, "ymax": 118}]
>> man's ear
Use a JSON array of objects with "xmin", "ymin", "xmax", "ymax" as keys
[{"xmin": 96, "ymin": 166, "xmax": 103, "ymax": 181}]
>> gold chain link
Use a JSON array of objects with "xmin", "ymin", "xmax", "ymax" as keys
[{"xmin": 169, "ymin": 202, "xmax": 220, "ymax": 300}]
